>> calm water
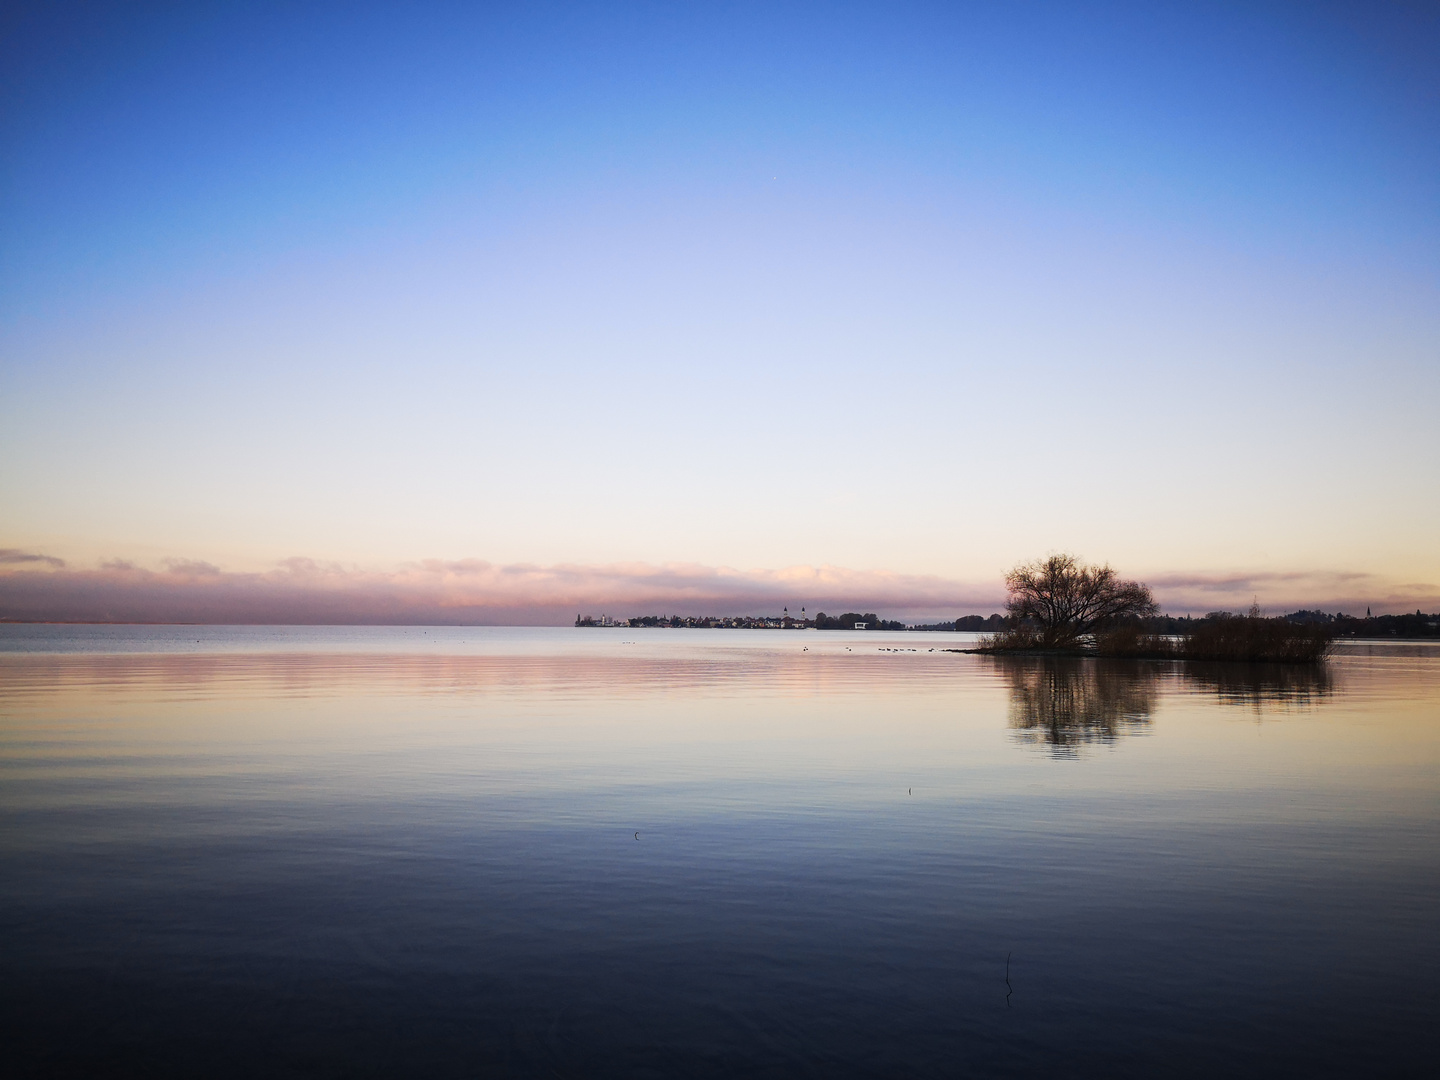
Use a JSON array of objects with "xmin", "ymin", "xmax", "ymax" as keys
[{"xmin": 2, "ymin": 626, "xmax": 1436, "ymax": 1077}]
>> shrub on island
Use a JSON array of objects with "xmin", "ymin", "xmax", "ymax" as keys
[{"xmin": 978, "ymin": 556, "xmax": 1334, "ymax": 664}]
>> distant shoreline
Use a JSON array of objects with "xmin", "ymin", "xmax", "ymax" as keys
[{"xmin": 1, "ymin": 618, "xmax": 1435, "ymax": 641}]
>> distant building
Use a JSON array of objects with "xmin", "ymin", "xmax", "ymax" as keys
[{"xmin": 854, "ymin": 622, "xmax": 868, "ymax": 630}]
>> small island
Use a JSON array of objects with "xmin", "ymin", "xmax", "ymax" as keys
[{"xmin": 968, "ymin": 555, "xmax": 1333, "ymax": 663}]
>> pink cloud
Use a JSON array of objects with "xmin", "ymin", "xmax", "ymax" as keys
[
  {"xmin": 0, "ymin": 548, "xmax": 66, "ymax": 568},
  {"xmin": 1144, "ymin": 570, "xmax": 1440, "ymax": 616},
  {"xmin": 1, "ymin": 555, "xmax": 1433, "ymax": 624},
  {"xmin": 0, "ymin": 556, "xmax": 1003, "ymax": 624}
]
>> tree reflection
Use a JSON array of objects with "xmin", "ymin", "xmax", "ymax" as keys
[
  {"xmin": 995, "ymin": 656, "xmax": 1157, "ymax": 755},
  {"xmin": 995, "ymin": 656, "xmax": 1336, "ymax": 754},
  {"xmin": 1180, "ymin": 661, "xmax": 1333, "ymax": 713}
]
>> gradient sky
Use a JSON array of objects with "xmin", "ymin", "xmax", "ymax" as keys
[{"xmin": 2, "ymin": 1, "xmax": 1437, "ymax": 620}]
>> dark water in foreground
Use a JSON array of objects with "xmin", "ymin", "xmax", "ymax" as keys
[{"xmin": 2, "ymin": 626, "xmax": 1436, "ymax": 1077}]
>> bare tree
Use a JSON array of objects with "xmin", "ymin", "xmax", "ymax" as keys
[{"xmin": 1003, "ymin": 554, "xmax": 1156, "ymax": 648}]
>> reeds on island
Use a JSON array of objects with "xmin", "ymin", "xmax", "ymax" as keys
[{"xmin": 981, "ymin": 613, "xmax": 1334, "ymax": 664}]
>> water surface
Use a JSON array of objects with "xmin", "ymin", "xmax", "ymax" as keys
[{"xmin": 2, "ymin": 626, "xmax": 1436, "ymax": 1076}]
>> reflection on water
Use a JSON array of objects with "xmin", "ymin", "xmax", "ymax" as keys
[
  {"xmin": 1182, "ymin": 661, "xmax": 1334, "ymax": 712},
  {"xmin": 997, "ymin": 657, "xmax": 1338, "ymax": 753},
  {"xmin": 996, "ymin": 657, "xmax": 1157, "ymax": 754},
  {"xmin": 1, "ymin": 627, "xmax": 1437, "ymax": 1078}
]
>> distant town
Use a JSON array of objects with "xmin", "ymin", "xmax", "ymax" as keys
[
  {"xmin": 578, "ymin": 609, "xmax": 1440, "ymax": 638},
  {"xmin": 577, "ymin": 611, "xmax": 914, "ymax": 630}
]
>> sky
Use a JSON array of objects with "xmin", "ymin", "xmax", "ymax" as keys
[{"xmin": 2, "ymin": 0, "xmax": 1437, "ymax": 622}]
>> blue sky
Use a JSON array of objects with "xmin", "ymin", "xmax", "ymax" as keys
[{"xmin": 2, "ymin": 1, "xmax": 1437, "ymax": 618}]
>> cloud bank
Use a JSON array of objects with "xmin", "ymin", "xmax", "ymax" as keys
[
  {"xmin": 0, "ymin": 548, "xmax": 67, "ymax": 568},
  {"xmin": 1142, "ymin": 570, "xmax": 1440, "ymax": 617},
  {"xmin": 0, "ymin": 556, "xmax": 1002, "ymax": 625},
  {"xmin": 0, "ymin": 555, "xmax": 1434, "ymax": 625}
]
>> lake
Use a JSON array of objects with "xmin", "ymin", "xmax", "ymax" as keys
[{"xmin": 2, "ymin": 626, "xmax": 1436, "ymax": 1077}]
